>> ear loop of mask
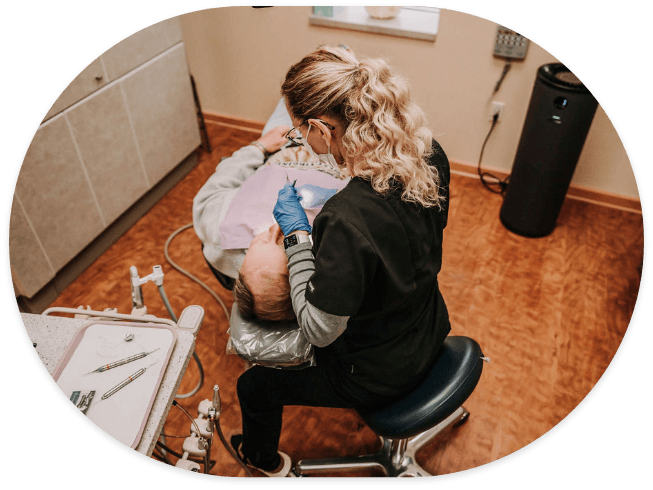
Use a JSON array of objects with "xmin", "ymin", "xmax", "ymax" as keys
[{"xmin": 303, "ymin": 121, "xmax": 340, "ymax": 172}]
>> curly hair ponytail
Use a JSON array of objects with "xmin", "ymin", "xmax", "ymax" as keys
[{"xmin": 282, "ymin": 46, "xmax": 444, "ymax": 208}]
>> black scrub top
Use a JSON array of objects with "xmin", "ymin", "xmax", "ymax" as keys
[{"xmin": 305, "ymin": 140, "xmax": 451, "ymax": 403}]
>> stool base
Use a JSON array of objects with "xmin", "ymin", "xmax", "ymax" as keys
[{"xmin": 293, "ymin": 406, "xmax": 469, "ymax": 477}]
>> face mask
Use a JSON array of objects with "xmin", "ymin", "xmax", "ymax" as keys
[{"xmin": 302, "ymin": 125, "xmax": 340, "ymax": 172}]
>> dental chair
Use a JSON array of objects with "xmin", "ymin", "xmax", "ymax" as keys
[
  {"xmin": 202, "ymin": 245, "xmax": 235, "ymax": 291},
  {"xmin": 293, "ymin": 336, "xmax": 485, "ymax": 477}
]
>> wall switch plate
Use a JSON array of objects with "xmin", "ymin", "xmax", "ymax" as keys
[{"xmin": 494, "ymin": 25, "xmax": 529, "ymax": 59}]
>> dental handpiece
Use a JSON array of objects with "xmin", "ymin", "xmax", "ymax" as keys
[
  {"xmin": 101, "ymin": 367, "xmax": 146, "ymax": 400},
  {"xmin": 84, "ymin": 348, "xmax": 159, "ymax": 376}
]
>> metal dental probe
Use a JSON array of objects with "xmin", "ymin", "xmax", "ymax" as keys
[
  {"xmin": 285, "ymin": 172, "xmax": 297, "ymax": 187},
  {"xmin": 84, "ymin": 348, "xmax": 160, "ymax": 376},
  {"xmin": 99, "ymin": 358, "xmax": 159, "ymax": 402},
  {"xmin": 100, "ymin": 367, "xmax": 147, "ymax": 400}
]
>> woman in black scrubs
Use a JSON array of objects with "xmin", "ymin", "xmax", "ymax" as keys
[{"xmin": 232, "ymin": 45, "xmax": 451, "ymax": 477}]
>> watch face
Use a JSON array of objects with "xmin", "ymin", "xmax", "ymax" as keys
[
  {"xmin": 284, "ymin": 233, "xmax": 311, "ymax": 249},
  {"xmin": 284, "ymin": 234, "xmax": 298, "ymax": 249}
]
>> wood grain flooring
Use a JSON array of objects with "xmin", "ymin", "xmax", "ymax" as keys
[{"xmin": 45, "ymin": 122, "xmax": 643, "ymax": 478}]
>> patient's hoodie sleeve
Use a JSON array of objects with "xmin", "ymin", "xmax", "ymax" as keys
[
  {"xmin": 193, "ymin": 145, "xmax": 265, "ymax": 250},
  {"xmin": 285, "ymin": 242, "xmax": 349, "ymax": 347}
]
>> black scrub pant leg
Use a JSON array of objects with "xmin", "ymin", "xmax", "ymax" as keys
[{"xmin": 236, "ymin": 363, "xmax": 359, "ymax": 466}]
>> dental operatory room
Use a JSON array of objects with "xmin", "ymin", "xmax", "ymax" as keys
[{"xmin": 6, "ymin": 2, "xmax": 652, "ymax": 486}]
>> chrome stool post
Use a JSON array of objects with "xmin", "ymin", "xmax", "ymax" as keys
[{"xmin": 294, "ymin": 405, "xmax": 470, "ymax": 477}]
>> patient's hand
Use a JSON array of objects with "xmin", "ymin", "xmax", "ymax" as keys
[{"xmin": 257, "ymin": 125, "xmax": 291, "ymax": 154}]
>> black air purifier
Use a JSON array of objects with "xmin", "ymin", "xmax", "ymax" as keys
[{"xmin": 499, "ymin": 63, "xmax": 598, "ymax": 237}]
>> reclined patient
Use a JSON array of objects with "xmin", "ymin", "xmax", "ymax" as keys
[{"xmin": 193, "ymin": 108, "xmax": 349, "ymax": 322}]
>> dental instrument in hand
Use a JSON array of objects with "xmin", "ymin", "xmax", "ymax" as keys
[
  {"xmin": 285, "ymin": 172, "xmax": 297, "ymax": 187},
  {"xmin": 100, "ymin": 366, "xmax": 147, "ymax": 400},
  {"xmin": 84, "ymin": 348, "xmax": 160, "ymax": 376}
]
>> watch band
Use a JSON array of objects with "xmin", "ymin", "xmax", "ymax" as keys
[{"xmin": 284, "ymin": 233, "xmax": 311, "ymax": 250}]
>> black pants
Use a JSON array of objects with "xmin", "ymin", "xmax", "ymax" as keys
[{"xmin": 236, "ymin": 361, "xmax": 392, "ymax": 464}]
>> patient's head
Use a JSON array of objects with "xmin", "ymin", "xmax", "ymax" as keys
[{"xmin": 233, "ymin": 223, "xmax": 295, "ymax": 321}]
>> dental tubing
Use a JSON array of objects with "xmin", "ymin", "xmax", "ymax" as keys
[{"xmin": 171, "ymin": 386, "xmax": 253, "ymax": 476}]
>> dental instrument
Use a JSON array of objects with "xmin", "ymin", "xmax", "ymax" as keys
[
  {"xmin": 84, "ymin": 348, "xmax": 160, "ymax": 376},
  {"xmin": 101, "ymin": 367, "xmax": 147, "ymax": 400},
  {"xmin": 284, "ymin": 171, "xmax": 297, "ymax": 187}
]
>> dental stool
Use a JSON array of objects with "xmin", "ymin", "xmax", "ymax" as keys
[{"xmin": 294, "ymin": 336, "xmax": 485, "ymax": 477}]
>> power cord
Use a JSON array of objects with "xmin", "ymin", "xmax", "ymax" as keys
[
  {"xmin": 493, "ymin": 58, "xmax": 512, "ymax": 95},
  {"xmin": 477, "ymin": 112, "xmax": 509, "ymax": 195},
  {"xmin": 477, "ymin": 58, "xmax": 512, "ymax": 196},
  {"xmin": 476, "ymin": 56, "xmax": 513, "ymax": 195}
]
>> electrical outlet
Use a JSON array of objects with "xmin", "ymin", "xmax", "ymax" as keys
[{"xmin": 489, "ymin": 101, "xmax": 504, "ymax": 121}]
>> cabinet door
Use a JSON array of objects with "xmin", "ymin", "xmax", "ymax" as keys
[
  {"xmin": 66, "ymin": 84, "xmax": 149, "ymax": 225},
  {"xmin": 43, "ymin": 57, "xmax": 108, "ymax": 121},
  {"xmin": 9, "ymin": 196, "xmax": 56, "ymax": 298},
  {"xmin": 120, "ymin": 44, "xmax": 201, "ymax": 185},
  {"xmin": 101, "ymin": 17, "xmax": 184, "ymax": 81},
  {"xmin": 14, "ymin": 117, "xmax": 105, "ymax": 273}
]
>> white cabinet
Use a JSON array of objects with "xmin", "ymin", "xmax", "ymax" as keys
[{"xmin": 11, "ymin": 18, "xmax": 201, "ymax": 306}]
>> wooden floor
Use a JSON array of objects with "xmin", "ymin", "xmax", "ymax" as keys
[{"xmin": 45, "ymin": 122, "xmax": 643, "ymax": 478}]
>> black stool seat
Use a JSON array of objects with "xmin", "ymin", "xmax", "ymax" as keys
[
  {"xmin": 358, "ymin": 336, "xmax": 484, "ymax": 440},
  {"xmin": 294, "ymin": 335, "xmax": 484, "ymax": 476}
]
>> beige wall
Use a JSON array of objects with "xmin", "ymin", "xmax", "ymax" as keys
[{"xmin": 179, "ymin": 7, "xmax": 638, "ymax": 199}]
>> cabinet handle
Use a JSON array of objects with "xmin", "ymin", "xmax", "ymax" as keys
[{"xmin": 95, "ymin": 75, "xmax": 103, "ymax": 81}]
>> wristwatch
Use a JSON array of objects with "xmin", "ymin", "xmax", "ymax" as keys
[{"xmin": 284, "ymin": 233, "xmax": 312, "ymax": 250}]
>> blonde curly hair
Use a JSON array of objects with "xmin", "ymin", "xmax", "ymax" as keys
[{"xmin": 281, "ymin": 45, "xmax": 444, "ymax": 208}]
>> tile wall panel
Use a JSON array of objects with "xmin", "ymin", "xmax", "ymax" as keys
[
  {"xmin": 9, "ymin": 197, "xmax": 56, "ymax": 297},
  {"xmin": 14, "ymin": 117, "xmax": 105, "ymax": 272},
  {"xmin": 66, "ymin": 84, "xmax": 149, "ymax": 225},
  {"xmin": 102, "ymin": 17, "xmax": 183, "ymax": 81},
  {"xmin": 120, "ymin": 44, "xmax": 200, "ymax": 185},
  {"xmin": 44, "ymin": 57, "xmax": 108, "ymax": 121}
]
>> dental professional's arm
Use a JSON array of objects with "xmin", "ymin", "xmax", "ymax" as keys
[
  {"xmin": 284, "ymin": 234, "xmax": 350, "ymax": 348},
  {"xmin": 274, "ymin": 184, "xmax": 349, "ymax": 347}
]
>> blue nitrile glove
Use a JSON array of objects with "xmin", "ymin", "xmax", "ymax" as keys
[{"xmin": 273, "ymin": 183, "xmax": 312, "ymax": 235}]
